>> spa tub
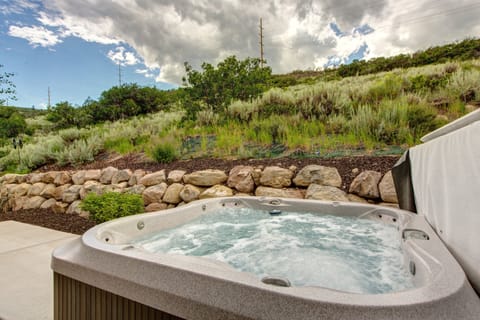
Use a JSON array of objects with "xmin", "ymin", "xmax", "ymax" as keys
[{"xmin": 51, "ymin": 197, "xmax": 480, "ymax": 320}]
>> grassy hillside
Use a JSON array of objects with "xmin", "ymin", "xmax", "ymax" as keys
[{"xmin": 1, "ymin": 58, "xmax": 479, "ymax": 173}]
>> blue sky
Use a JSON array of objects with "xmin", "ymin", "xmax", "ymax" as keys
[{"xmin": 1, "ymin": 0, "xmax": 480, "ymax": 109}]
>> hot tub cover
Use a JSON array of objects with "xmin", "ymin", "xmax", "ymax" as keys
[{"xmin": 405, "ymin": 119, "xmax": 480, "ymax": 293}]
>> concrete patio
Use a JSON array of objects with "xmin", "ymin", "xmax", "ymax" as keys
[{"xmin": 0, "ymin": 221, "xmax": 78, "ymax": 320}]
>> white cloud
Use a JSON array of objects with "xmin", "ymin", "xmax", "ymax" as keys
[
  {"xmin": 0, "ymin": 0, "xmax": 39, "ymax": 15},
  {"xmin": 8, "ymin": 25, "xmax": 62, "ymax": 47},
  {"xmin": 107, "ymin": 46, "xmax": 140, "ymax": 66},
  {"xmin": 37, "ymin": 11, "xmax": 121, "ymax": 45},
  {"xmin": 6, "ymin": 0, "xmax": 480, "ymax": 83},
  {"xmin": 135, "ymin": 68, "xmax": 157, "ymax": 79}
]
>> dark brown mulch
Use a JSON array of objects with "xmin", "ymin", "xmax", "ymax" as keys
[
  {"xmin": 38, "ymin": 153, "xmax": 400, "ymax": 191},
  {"xmin": 4, "ymin": 154, "xmax": 400, "ymax": 234},
  {"xmin": 0, "ymin": 209, "xmax": 96, "ymax": 235}
]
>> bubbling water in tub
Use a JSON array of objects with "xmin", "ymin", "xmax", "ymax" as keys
[{"xmin": 134, "ymin": 208, "xmax": 414, "ymax": 294}]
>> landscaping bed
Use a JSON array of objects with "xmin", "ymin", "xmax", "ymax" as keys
[{"xmin": 1, "ymin": 155, "xmax": 399, "ymax": 234}]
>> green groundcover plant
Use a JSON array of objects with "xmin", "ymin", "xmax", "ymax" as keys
[{"xmin": 81, "ymin": 192, "xmax": 144, "ymax": 223}]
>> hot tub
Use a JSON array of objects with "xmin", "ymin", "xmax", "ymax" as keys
[{"xmin": 51, "ymin": 197, "xmax": 480, "ymax": 320}]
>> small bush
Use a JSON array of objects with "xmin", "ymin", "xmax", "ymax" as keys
[
  {"xmin": 407, "ymin": 105, "xmax": 438, "ymax": 140},
  {"xmin": 81, "ymin": 192, "xmax": 144, "ymax": 223},
  {"xmin": 151, "ymin": 143, "xmax": 177, "ymax": 163}
]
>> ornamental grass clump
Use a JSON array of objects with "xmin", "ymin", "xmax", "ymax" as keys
[{"xmin": 151, "ymin": 143, "xmax": 177, "ymax": 164}]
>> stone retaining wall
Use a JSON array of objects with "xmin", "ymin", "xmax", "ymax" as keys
[{"xmin": 0, "ymin": 165, "xmax": 399, "ymax": 218}]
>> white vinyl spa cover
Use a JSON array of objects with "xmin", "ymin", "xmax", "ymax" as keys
[{"xmin": 409, "ymin": 120, "xmax": 480, "ymax": 292}]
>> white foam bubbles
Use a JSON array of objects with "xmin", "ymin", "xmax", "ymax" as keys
[{"xmin": 134, "ymin": 208, "xmax": 414, "ymax": 294}]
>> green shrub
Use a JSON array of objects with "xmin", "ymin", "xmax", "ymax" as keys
[
  {"xmin": 407, "ymin": 105, "xmax": 438, "ymax": 140},
  {"xmin": 81, "ymin": 192, "xmax": 144, "ymax": 223},
  {"xmin": 151, "ymin": 143, "xmax": 177, "ymax": 163}
]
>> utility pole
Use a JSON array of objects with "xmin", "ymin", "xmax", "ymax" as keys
[
  {"xmin": 259, "ymin": 18, "xmax": 264, "ymax": 68},
  {"xmin": 118, "ymin": 63, "xmax": 122, "ymax": 86},
  {"xmin": 48, "ymin": 87, "xmax": 51, "ymax": 108}
]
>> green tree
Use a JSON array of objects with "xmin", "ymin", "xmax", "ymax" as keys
[
  {"xmin": 0, "ymin": 64, "xmax": 16, "ymax": 106},
  {"xmin": 182, "ymin": 56, "xmax": 272, "ymax": 115},
  {"xmin": 0, "ymin": 106, "xmax": 27, "ymax": 138},
  {"xmin": 92, "ymin": 84, "xmax": 170, "ymax": 122},
  {"xmin": 46, "ymin": 101, "xmax": 78, "ymax": 129}
]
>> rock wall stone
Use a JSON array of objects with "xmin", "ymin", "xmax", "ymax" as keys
[
  {"xmin": 293, "ymin": 165, "xmax": 342, "ymax": 188},
  {"xmin": 260, "ymin": 166, "xmax": 293, "ymax": 188},
  {"xmin": 305, "ymin": 184, "xmax": 349, "ymax": 202},
  {"xmin": 1, "ymin": 165, "xmax": 398, "ymax": 217},
  {"xmin": 349, "ymin": 170, "xmax": 382, "ymax": 199},
  {"xmin": 183, "ymin": 169, "xmax": 228, "ymax": 187},
  {"xmin": 379, "ymin": 171, "xmax": 399, "ymax": 204}
]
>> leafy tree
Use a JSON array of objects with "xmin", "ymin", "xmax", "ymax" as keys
[
  {"xmin": 92, "ymin": 84, "xmax": 170, "ymax": 122},
  {"xmin": 182, "ymin": 56, "xmax": 272, "ymax": 115},
  {"xmin": 46, "ymin": 101, "xmax": 78, "ymax": 129},
  {"xmin": 336, "ymin": 38, "xmax": 480, "ymax": 79},
  {"xmin": 0, "ymin": 64, "xmax": 16, "ymax": 106},
  {"xmin": 0, "ymin": 106, "xmax": 27, "ymax": 138}
]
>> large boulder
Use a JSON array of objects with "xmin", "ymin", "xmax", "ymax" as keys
[
  {"xmin": 293, "ymin": 165, "xmax": 342, "ymax": 188},
  {"xmin": 112, "ymin": 169, "xmax": 132, "ymax": 185},
  {"xmin": 40, "ymin": 184, "xmax": 58, "ymax": 199},
  {"xmin": 40, "ymin": 198, "xmax": 57, "ymax": 210},
  {"xmin": 139, "ymin": 170, "xmax": 166, "ymax": 187},
  {"xmin": 54, "ymin": 171, "xmax": 72, "ymax": 185},
  {"xmin": 28, "ymin": 182, "xmax": 46, "ymax": 196},
  {"xmin": 125, "ymin": 185, "xmax": 146, "ymax": 195},
  {"xmin": 251, "ymin": 168, "xmax": 262, "ymax": 186},
  {"xmin": 11, "ymin": 196, "xmax": 29, "ymax": 211},
  {"xmin": 52, "ymin": 202, "xmax": 69, "ymax": 214},
  {"xmin": 255, "ymin": 186, "xmax": 304, "ymax": 199},
  {"xmin": 71, "ymin": 171, "xmax": 86, "ymax": 185},
  {"xmin": 227, "ymin": 166, "xmax": 255, "ymax": 193},
  {"xmin": 179, "ymin": 184, "xmax": 202, "ymax": 203},
  {"xmin": 62, "ymin": 185, "xmax": 83, "ymax": 203},
  {"xmin": 28, "ymin": 173, "xmax": 44, "ymax": 184},
  {"xmin": 145, "ymin": 202, "xmax": 168, "ymax": 212},
  {"xmin": 12, "ymin": 183, "xmax": 31, "ymax": 197},
  {"xmin": 72, "ymin": 170, "xmax": 102, "ymax": 185},
  {"xmin": 53, "ymin": 184, "xmax": 71, "ymax": 201},
  {"xmin": 99, "ymin": 166, "xmax": 118, "ymax": 184},
  {"xmin": 142, "ymin": 183, "xmax": 168, "ymax": 205},
  {"xmin": 128, "ymin": 169, "xmax": 146, "ymax": 186},
  {"xmin": 41, "ymin": 172, "xmax": 57, "ymax": 184},
  {"xmin": 2, "ymin": 184, "xmax": 16, "ymax": 196},
  {"xmin": 23, "ymin": 196, "xmax": 47, "ymax": 210},
  {"xmin": 183, "ymin": 170, "xmax": 228, "ymax": 187},
  {"xmin": 80, "ymin": 181, "xmax": 104, "ymax": 199},
  {"xmin": 84, "ymin": 170, "xmax": 102, "ymax": 182},
  {"xmin": 349, "ymin": 170, "xmax": 382, "ymax": 199},
  {"xmin": 167, "ymin": 170, "xmax": 186, "ymax": 184},
  {"xmin": 67, "ymin": 200, "xmax": 90, "ymax": 218},
  {"xmin": 162, "ymin": 183, "xmax": 184, "ymax": 204},
  {"xmin": 200, "ymin": 185, "xmax": 234, "ymax": 199},
  {"xmin": 259, "ymin": 166, "xmax": 293, "ymax": 188},
  {"xmin": 306, "ymin": 184, "xmax": 349, "ymax": 202},
  {"xmin": 2, "ymin": 174, "xmax": 23, "ymax": 184},
  {"xmin": 379, "ymin": 171, "xmax": 398, "ymax": 203}
]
